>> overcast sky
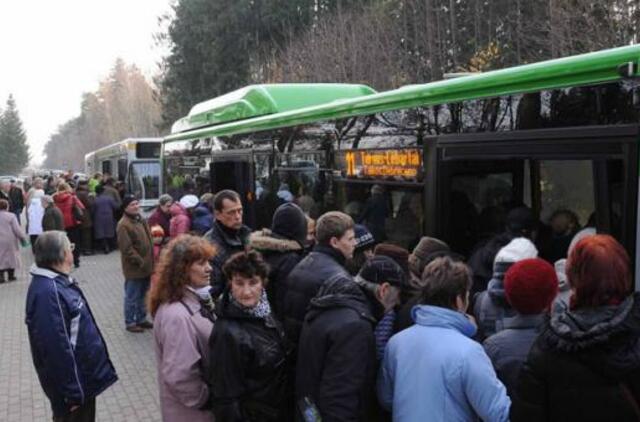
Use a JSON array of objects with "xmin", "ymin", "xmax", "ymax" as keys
[{"xmin": 0, "ymin": 0, "xmax": 174, "ymax": 165}]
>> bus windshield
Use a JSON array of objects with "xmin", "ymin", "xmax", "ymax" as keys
[{"xmin": 128, "ymin": 161, "xmax": 161, "ymax": 200}]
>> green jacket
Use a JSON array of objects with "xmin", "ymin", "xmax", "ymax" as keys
[{"xmin": 116, "ymin": 213, "xmax": 153, "ymax": 279}]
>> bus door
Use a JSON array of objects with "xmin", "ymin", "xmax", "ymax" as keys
[
  {"xmin": 429, "ymin": 125, "xmax": 639, "ymax": 274},
  {"xmin": 210, "ymin": 153, "xmax": 256, "ymax": 228}
]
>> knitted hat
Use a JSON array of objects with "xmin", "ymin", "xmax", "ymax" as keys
[
  {"xmin": 271, "ymin": 202, "xmax": 307, "ymax": 248},
  {"xmin": 358, "ymin": 255, "xmax": 407, "ymax": 288},
  {"xmin": 374, "ymin": 243, "xmax": 410, "ymax": 276},
  {"xmin": 409, "ymin": 237, "xmax": 450, "ymax": 277},
  {"xmin": 354, "ymin": 224, "xmax": 375, "ymax": 253},
  {"xmin": 122, "ymin": 194, "xmax": 138, "ymax": 210},
  {"xmin": 179, "ymin": 194, "xmax": 199, "ymax": 209},
  {"xmin": 504, "ymin": 258, "xmax": 558, "ymax": 314},
  {"xmin": 494, "ymin": 237, "xmax": 538, "ymax": 266}
]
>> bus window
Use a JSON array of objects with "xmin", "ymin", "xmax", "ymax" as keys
[
  {"xmin": 128, "ymin": 162, "xmax": 161, "ymax": 200},
  {"xmin": 117, "ymin": 158, "xmax": 128, "ymax": 182},
  {"xmin": 101, "ymin": 160, "xmax": 112, "ymax": 176},
  {"xmin": 336, "ymin": 182, "xmax": 423, "ymax": 250}
]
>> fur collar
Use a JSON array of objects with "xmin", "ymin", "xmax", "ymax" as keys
[{"xmin": 250, "ymin": 229, "xmax": 302, "ymax": 252}]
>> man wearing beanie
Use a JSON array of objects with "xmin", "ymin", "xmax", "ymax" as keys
[
  {"xmin": 473, "ymin": 237, "xmax": 538, "ymax": 340},
  {"xmin": 483, "ymin": 258, "xmax": 558, "ymax": 398},
  {"xmin": 249, "ymin": 202, "xmax": 308, "ymax": 317},
  {"xmin": 346, "ymin": 224, "xmax": 376, "ymax": 275},
  {"xmin": 373, "ymin": 243, "xmax": 410, "ymax": 277},
  {"xmin": 117, "ymin": 195, "xmax": 154, "ymax": 333}
]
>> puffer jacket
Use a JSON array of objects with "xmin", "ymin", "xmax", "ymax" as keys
[
  {"xmin": 191, "ymin": 203, "xmax": 213, "ymax": 235},
  {"xmin": 512, "ymin": 293, "xmax": 640, "ymax": 422},
  {"xmin": 249, "ymin": 229, "xmax": 304, "ymax": 318},
  {"xmin": 53, "ymin": 192, "xmax": 84, "ymax": 229},
  {"xmin": 281, "ymin": 244, "xmax": 351, "ymax": 345},
  {"xmin": 296, "ymin": 277, "xmax": 377, "ymax": 422},
  {"xmin": 210, "ymin": 291, "xmax": 290, "ymax": 422},
  {"xmin": 25, "ymin": 266, "xmax": 118, "ymax": 417},
  {"xmin": 169, "ymin": 202, "xmax": 191, "ymax": 238}
]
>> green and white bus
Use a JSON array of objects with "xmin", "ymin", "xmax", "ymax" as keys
[
  {"xmin": 163, "ymin": 45, "xmax": 640, "ymax": 285},
  {"xmin": 85, "ymin": 138, "xmax": 162, "ymax": 210}
]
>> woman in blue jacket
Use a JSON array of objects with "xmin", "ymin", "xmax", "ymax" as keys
[{"xmin": 378, "ymin": 256, "xmax": 510, "ymax": 422}]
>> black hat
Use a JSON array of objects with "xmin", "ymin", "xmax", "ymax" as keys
[
  {"xmin": 506, "ymin": 206, "xmax": 536, "ymax": 236},
  {"xmin": 358, "ymin": 255, "xmax": 407, "ymax": 288},
  {"xmin": 271, "ymin": 203, "xmax": 307, "ymax": 247},
  {"xmin": 354, "ymin": 224, "xmax": 375, "ymax": 253},
  {"xmin": 122, "ymin": 194, "xmax": 138, "ymax": 210}
]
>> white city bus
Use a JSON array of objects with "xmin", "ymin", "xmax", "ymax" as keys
[{"xmin": 85, "ymin": 138, "xmax": 162, "ymax": 210}]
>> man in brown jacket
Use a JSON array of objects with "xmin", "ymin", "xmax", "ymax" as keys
[{"xmin": 117, "ymin": 195, "xmax": 154, "ymax": 333}]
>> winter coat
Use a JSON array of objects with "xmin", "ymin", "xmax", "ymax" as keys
[
  {"xmin": 473, "ymin": 261, "xmax": 518, "ymax": 340},
  {"xmin": 191, "ymin": 203, "xmax": 213, "ymax": 235},
  {"xmin": 296, "ymin": 278, "xmax": 378, "ymax": 422},
  {"xmin": 169, "ymin": 202, "xmax": 191, "ymax": 238},
  {"xmin": 53, "ymin": 192, "xmax": 84, "ymax": 229},
  {"xmin": 93, "ymin": 194, "xmax": 118, "ymax": 240},
  {"xmin": 512, "ymin": 293, "xmax": 640, "ymax": 422},
  {"xmin": 27, "ymin": 190, "xmax": 45, "ymax": 235},
  {"xmin": 210, "ymin": 292, "xmax": 290, "ymax": 422},
  {"xmin": 42, "ymin": 206, "xmax": 64, "ymax": 232},
  {"xmin": 9, "ymin": 186, "xmax": 24, "ymax": 210},
  {"xmin": 483, "ymin": 313, "xmax": 546, "ymax": 399},
  {"xmin": 281, "ymin": 244, "xmax": 351, "ymax": 345},
  {"xmin": 26, "ymin": 266, "xmax": 118, "ymax": 417},
  {"xmin": 468, "ymin": 232, "xmax": 514, "ymax": 296},
  {"xmin": 102, "ymin": 185, "xmax": 121, "ymax": 208},
  {"xmin": 147, "ymin": 207, "xmax": 171, "ymax": 239},
  {"xmin": 358, "ymin": 193, "xmax": 389, "ymax": 242},
  {"xmin": 204, "ymin": 220, "xmax": 251, "ymax": 297},
  {"xmin": 75, "ymin": 188, "xmax": 94, "ymax": 228},
  {"xmin": 0, "ymin": 210, "xmax": 26, "ymax": 269},
  {"xmin": 249, "ymin": 229, "xmax": 304, "ymax": 318},
  {"xmin": 0, "ymin": 189, "xmax": 12, "ymax": 210},
  {"xmin": 153, "ymin": 290, "xmax": 214, "ymax": 422},
  {"xmin": 378, "ymin": 305, "xmax": 510, "ymax": 422},
  {"xmin": 116, "ymin": 213, "xmax": 153, "ymax": 280}
]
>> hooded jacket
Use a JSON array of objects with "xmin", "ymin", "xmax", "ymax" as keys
[
  {"xmin": 512, "ymin": 293, "xmax": 640, "ymax": 422},
  {"xmin": 53, "ymin": 192, "xmax": 84, "ymax": 229},
  {"xmin": 296, "ymin": 278, "xmax": 377, "ymax": 422},
  {"xmin": 191, "ymin": 203, "xmax": 213, "ymax": 235},
  {"xmin": 25, "ymin": 266, "xmax": 118, "ymax": 417},
  {"xmin": 378, "ymin": 305, "xmax": 510, "ymax": 422},
  {"xmin": 210, "ymin": 291, "xmax": 290, "ymax": 422},
  {"xmin": 281, "ymin": 244, "xmax": 351, "ymax": 345},
  {"xmin": 250, "ymin": 229, "xmax": 304, "ymax": 318},
  {"xmin": 169, "ymin": 202, "xmax": 191, "ymax": 238}
]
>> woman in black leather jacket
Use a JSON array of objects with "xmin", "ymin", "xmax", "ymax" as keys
[
  {"xmin": 209, "ymin": 251, "xmax": 291, "ymax": 422},
  {"xmin": 512, "ymin": 234, "xmax": 640, "ymax": 421}
]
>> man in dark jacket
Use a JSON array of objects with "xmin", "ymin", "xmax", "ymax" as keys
[
  {"xmin": 296, "ymin": 258, "xmax": 403, "ymax": 422},
  {"xmin": 26, "ymin": 231, "xmax": 118, "ymax": 421},
  {"xmin": 249, "ymin": 202, "xmax": 308, "ymax": 318},
  {"xmin": 281, "ymin": 211, "xmax": 356, "ymax": 345},
  {"xmin": 9, "ymin": 178, "xmax": 24, "ymax": 223},
  {"xmin": 204, "ymin": 190, "xmax": 251, "ymax": 297},
  {"xmin": 468, "ymin": 206, "xmax": 537, "ymax": 297},
  {"xmin": 116, "ymin": 195, "xmax": 154, "ymax": 333},
  {"xmin": 42, "ymin": 195, "xmax": 65, "ymax": 231}
]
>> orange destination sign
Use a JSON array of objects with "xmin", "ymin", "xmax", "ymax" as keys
[{"xmin": 344, "ymin": 148, "xmax": 422, "ymax": 179}]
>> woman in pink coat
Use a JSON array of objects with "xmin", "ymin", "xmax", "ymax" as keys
[
  {"xmin": 169, "ymin": 195, "xmax": 198, "ymax": 238},
  {"xmin": 148, "ymin": 234, "xmax": 217, "ymax": 422},
  {"xmin": 0, "ymin": 199, "xmax": 27, "ymax": 283}
]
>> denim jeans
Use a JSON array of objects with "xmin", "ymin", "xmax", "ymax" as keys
[{"xmin": 124, "ymin": 277, "xmax": 150, "ymax": 327}]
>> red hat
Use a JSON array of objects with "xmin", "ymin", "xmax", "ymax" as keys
[{"xmin": 504, "ymin": 258, "xmax": 558, "ymax": 315}]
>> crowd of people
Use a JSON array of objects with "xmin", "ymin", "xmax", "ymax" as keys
[{"xmin": 17, "ymin": 181, "xmax": 640, "ymax": 421}]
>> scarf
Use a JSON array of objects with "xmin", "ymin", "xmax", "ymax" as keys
[{"xmin": 230, "ymin": 289, "xmax": 272, "ymax": 319}]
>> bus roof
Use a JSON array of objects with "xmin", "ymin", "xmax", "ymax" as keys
[
  {"xmin": 166, "ymin": 44, "xmax": 640, "ymax": 143},
  {"xmin": 86, "ymin": 137, "xmax": 162, "ymax": 159},
  {"xmin": 171, "ymin": 84, "xmax": 377, "ymax": 133}
]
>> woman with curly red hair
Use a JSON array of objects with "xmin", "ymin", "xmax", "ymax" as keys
[
  {"xmin": 148, "ymin": 234, "xmax": 216, "ymax": 422},
  {"xmin": 513, "ymin": 235, "xmax": 640, "ymax": 421}
]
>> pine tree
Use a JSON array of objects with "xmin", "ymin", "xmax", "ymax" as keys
[{"xmin": 0, "ymin": 95, "xmax": 30, "ymax": 174}]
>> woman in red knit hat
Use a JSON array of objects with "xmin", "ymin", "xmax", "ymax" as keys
[{"xmin": 512, "ymin": 235, "xmax": 640, "ymax": 422}]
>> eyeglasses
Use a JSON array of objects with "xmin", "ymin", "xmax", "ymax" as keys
[{"xmin": 69, "ymin": 243, "xmax": 76, "ymax": 251}]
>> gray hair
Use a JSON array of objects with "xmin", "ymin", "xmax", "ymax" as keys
[
  {"xmin": 34, "ymin": 231, "xmax": 71, "ymax": 268},
  {"xmin": 158, "ymin": 194, "xmax": 173, "ymax": 206}
]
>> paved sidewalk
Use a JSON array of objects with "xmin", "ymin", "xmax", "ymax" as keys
[{"xmin": 0, "ymin": 248, "xmax": 161, "ymax": 421}]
